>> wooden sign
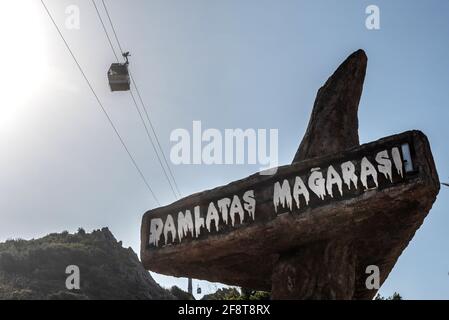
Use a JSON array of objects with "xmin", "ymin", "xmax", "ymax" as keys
[
  {"xmin": 140, "ymin": 50, "xmax": 440, "ymax": 299},
  {"xmin": 144, "ymin": 134, "xmax": 414, "ymax": 249},
  {"xmin": 141, "ymin": 131, "xmax": 438, "ymax": 298}
]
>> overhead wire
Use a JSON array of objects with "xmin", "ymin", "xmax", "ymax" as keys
[
  {"xmin": 101, "ymin": 0, "xmax": 182, "ymax": 198},
  {"xmin": 92, "ymin": 0, "xmax": 179, "ymax": 199},
  {"xmin": 40, "ymin": 0, "xmax": 160, "ymax": 206},
  {"xmin": 99, "ymin": 0, "xmax": 191, "ymax": 291}
]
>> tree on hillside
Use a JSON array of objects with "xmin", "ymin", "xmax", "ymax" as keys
[{"xmin": 375, "ymin": 292, "xmax": 403, "ymax": 300}]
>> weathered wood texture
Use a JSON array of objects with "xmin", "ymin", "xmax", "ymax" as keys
[
  {"xmin": 271, "ymin": 238, "xmax": 356, "ymax": 300},
  {"xmin": 293, "ymin": 49, "xmax": 367, "ymax": 163},
  {"xmin": 141, "ymin": 50, "xmax": 439, "ymax": 299},
  {"xmin": 141, "ymin": 131, "xmax": 439, "ymax": 299},
  {"xmin": 275, "ymin": 49, "xmax": 365, "ymax": 299}
]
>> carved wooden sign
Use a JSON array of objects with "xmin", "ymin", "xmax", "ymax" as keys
[
  {"xmin": 140, "ymin": 50, "xmax": 440, "ymax": 299},
  {"xmin": 143, "ymin": 135, "xmax": 414, "ymax": 249},
  {"xmin": 141, "ymin": 131, "xmax": 438, "ymax": 298}
]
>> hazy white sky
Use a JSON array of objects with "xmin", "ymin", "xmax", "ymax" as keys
[{"xmin": 0, "ymin": 0, "xmax": 448, "ymax": 299}]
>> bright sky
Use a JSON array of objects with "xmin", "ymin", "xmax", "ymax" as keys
[{"xmin": 0, "ymin": 0, "xmax": 448, "ymax": 299}]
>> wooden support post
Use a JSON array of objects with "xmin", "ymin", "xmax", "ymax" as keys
[
  {"xmin": 271, "ymin": 238, "xmax": 356, "ymax": 300},
  {"xmin": 272, "ymin": 50, "xmax": 367, "ymax": 299}
]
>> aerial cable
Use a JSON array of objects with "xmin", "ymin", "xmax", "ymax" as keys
[
  {"xmin": 131, "ymin": 76, "xmax": 182, "ymax": 198},
  {"xmin": 40, "ymin": 0, "xmax": 160, "ymax": 206},
  {"xmin": 101, "ymin": 0, "xmax": 182, "ymax": 198},
  {"xmin": 91, "ymin": 0, "xmax": 120, "ymax": 61},
  {"xmin": 92, "ymin": 0, "xmax": 179, "ymax": 199}
]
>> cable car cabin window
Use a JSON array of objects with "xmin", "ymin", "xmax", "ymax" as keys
[{"xmin": 108, "ymin": 63, "xmax": 130, "ymax": 92}]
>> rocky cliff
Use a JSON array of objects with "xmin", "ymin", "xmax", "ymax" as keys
[{"xmin": 0, "ymin": 228, "xmax": 174, "ymax": 300}]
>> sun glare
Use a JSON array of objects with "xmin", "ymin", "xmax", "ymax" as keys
[{"xmin": 0, "ymin": 1, "xmax": 48, "ymax": 131}]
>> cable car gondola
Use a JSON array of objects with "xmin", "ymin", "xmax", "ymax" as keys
[{"xmin": 108, "ymin": 52, "xmax": 131, "ymax": 92}]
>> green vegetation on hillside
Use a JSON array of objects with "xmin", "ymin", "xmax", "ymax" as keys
[
  {"xmin": 375, "ymin": 292, "xmax": 403, "ymax": 300},
  {"xmin": 0, "ymin": 228, "xmax": 173, "ymax": 300},
  {"xmin": 201, "ymin": 287, "xmax": 270, "ymax": 300}
]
